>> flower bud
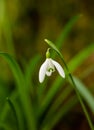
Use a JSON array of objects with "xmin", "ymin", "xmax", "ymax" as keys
[{"xmin": 46, "ymin": 48, "xmax": 50, "ymax": 58}]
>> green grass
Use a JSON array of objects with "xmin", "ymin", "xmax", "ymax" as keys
[{"xmin": 0, "ymin": 14, "xmax": 94, "ymax": 130}]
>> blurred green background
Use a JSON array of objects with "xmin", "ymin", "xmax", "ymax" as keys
[
  {"xmin": 0, "ymin": 0, "xmax": 94, "ymax": 81},
  {"xmin": 0, "ymin": 0, "xmax": 94, "ymax": 130}
]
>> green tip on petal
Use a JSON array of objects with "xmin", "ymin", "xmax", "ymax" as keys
[{"xmin": 46, "ymin": 48, "xmax": 51, "ymax": 58}]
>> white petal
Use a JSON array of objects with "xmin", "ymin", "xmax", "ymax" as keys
[
  {"xmin": 51, "ymin": 59, "xmax": 65, "ymax": 78},
  {"xmin": 48, "ymin": 58, "xmax": 55, "ymax": 69},
  {"xmin": 39, "ymin": 59, "xmax": 48, "ymax": 83},
  {"xmin": 45, "ymin": 58, "xmax": 55, "ymax": 76}
]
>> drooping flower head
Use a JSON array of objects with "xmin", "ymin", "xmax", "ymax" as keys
[{"xmin": 39, "ymin": 48, "xmax": 65, "ymax": 83}]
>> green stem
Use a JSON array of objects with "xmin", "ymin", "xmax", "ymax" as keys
[
  {"xmin": 45, "ymin": 39, "xmax": 94, "ymax": 130},
  {"xmin": 69, "ymin": 74, "xmax": 94, "ymax": 130},
  {"xmin": 60, "ymin": 53, "xmax": 94, "ymax": 130}
]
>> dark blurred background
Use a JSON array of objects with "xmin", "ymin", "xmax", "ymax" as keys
[{"xmin": 1, "ymin": 0, "xmax": 94, "ymax": 57}]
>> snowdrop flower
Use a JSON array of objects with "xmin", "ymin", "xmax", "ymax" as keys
[{"xmin": 39, "ymin": 48, "xmax": 65, "ymax": 83}]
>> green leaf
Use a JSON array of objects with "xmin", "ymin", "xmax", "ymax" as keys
[
  {"xmin": 0, "ymin": 52, "xmax": 37, "ymax": 130},
  {"xmin": 7, "ymin": 97, "xmax": 24, "ymax": 130},
  {"xmin": 51, "ymin": 15, "xmax": 81, "ymax": 58},
  {"xmin": 56, "ymin": 15, "xmax": 81, "ymax": 49},
  {"xmin": 0, "ymin": 90, "xmax": 18, "ymax": 121},
  {"xmin": 41, "ymin": 86, "xmax": 73, "ymax": 128},
  {"xmin": 45, "ymin": 39, "xmax": 94, "ymax": 130},
  {"xmin": 73, "ymin": 76, "xmax": 94, "ymax": 112},
  {"xmin": 38, "ymin": 77, "xmax": 65, "ymax": 118},
  {"xmin": 25, "ymin": 54, "xmax": 41, "ymax": 91},
  {"xmin": 45, "ymin": 39, "xmax": 94, "ymax": 111},
  {"xmin": 68, "ymin": 43, "xmax": 94, "ymax": 72},
  {"xmin": 42, "ymin": 96, "xmax": 78, "ymax": 130}
]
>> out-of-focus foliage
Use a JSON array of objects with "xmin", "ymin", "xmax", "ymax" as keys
[{"xmin": 0, "ymin": 0, "xmax": 94, "ymax": 130}]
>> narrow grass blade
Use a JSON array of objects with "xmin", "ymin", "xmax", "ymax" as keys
[
  {"xmin": 68, "ymin": 44, "xmax": 94, "ymax": 72},
  {"xmin": 45, "ymin": 39, "xmax": 94, "ymax": 111},
  {"xmin": 73, "ymin": 76, "xmax": 94, "ymax": 112},
  {"xmin": 46, "ymin": 86, "xmax": 72, "ymax": 116},
  {"xmin": 7, "ymin": 97, "xmax": 24, "ymax": 130},
  {"xmin": 45, "ymin": 39, "xmax": 94, "ymax": 130},
  {"xmin": 37, "ymin": 79, "xmax": 48, "ymax": 101},
  {"xmin": 25, "ymin": 54, "xmax": 41, "ymax": 90},
  {"xmin": 38, "ymin": 77, "xmax": 65, "ymax": 118},
  {"xmin": 56, "ymin": 15, "xmax": 81, "ymax": 48},
  {"xmin": 0, "ymin": 52, "xmax": 37, "ymax": 130},
  {"xmin": 42, "ymin": 96, "xmax": 78, "ymax": 130},
  {"xmin": 0, "ymin": 79, "xmax": 9, "ymax": 110},
  {"xmin": 51, "ymin": 15, "xmax": 81, "ymax": 58},
  {"xmin": 69, "ymin": 74, "xmax": 94, "ymax": 130},
  {"xmin": 41, "ymin": 86, "xmax": 73, "ymax": 128},
  {"xmin": 0, "ymin": 90, "xmax": 18, "ymax": 121}
]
